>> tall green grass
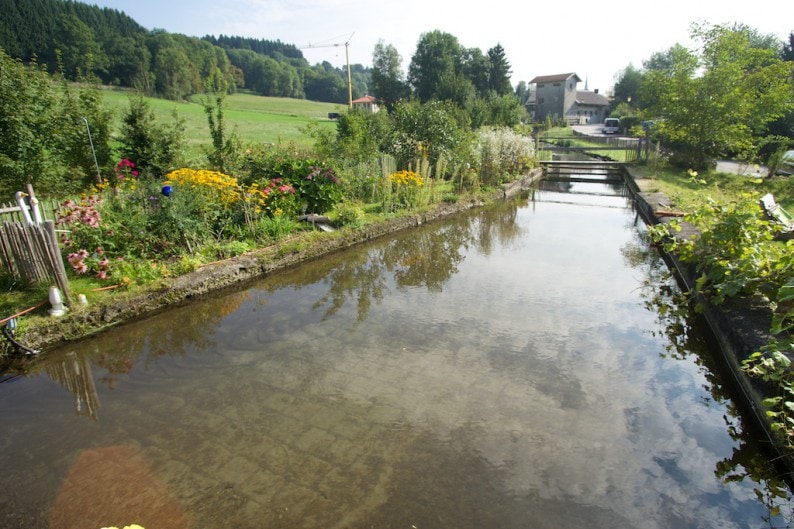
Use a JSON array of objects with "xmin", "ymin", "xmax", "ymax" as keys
[{"xmin": 100, "ymin": 89, "xmax": 342, "ymax": 155}]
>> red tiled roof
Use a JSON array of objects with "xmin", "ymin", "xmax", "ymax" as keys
[{"xmin": 352, "ymin": 95, "xmax": 377, "ymax": 104}]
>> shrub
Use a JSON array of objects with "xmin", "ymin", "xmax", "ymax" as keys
[
  {"xmin": 474, "ymin": 127, "xmax": 536, "ymax": 186},
  {"xmin": 331, "ymin": 201, "xmax": 366, "ymax": 228},
  {"xmin": 259, "ymin": 179, "xmax": 299, "ymax": 217},
  {"xmin": 240, "ymin": 146, "xmax": 343, "ymax": 214},
  {"xmin": 118, "ymin": 93, "xmax": 186, "ymax": 178},
  {"xmin": 389, "ymin": 100, "xmax": 474, "ymax": 178},
  {"xmin": 301, "ymin": 165, "xmax": 343, "ymax": 214}
]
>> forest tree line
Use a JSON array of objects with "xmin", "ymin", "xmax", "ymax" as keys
[
  {"xmin": 0, "ymin": 0, "xmax": 524, "ymax": 113},
  {"xmin": 0, "ymin": 0, "xmax": 370, "ymax": 103}
]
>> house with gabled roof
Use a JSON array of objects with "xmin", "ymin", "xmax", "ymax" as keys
[
  {"xmin": 351, "ymin": 95, "xmax": 379, "ymax": 113},
  {"xmin": 526, "ymin": 72, "xmax": 610, "ymax": 124}
]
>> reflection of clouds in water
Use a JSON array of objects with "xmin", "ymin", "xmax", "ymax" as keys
[
  {"xmin": 232, "ymin": 204, "xmax": 757, "ymax": 528},
  {"xmin": 166, "ymin": 196, "xmax": 761, "ymax": 528},
  {"xmin": 284, "ymin": 318, "xmax": 755, "ymax": 528}
]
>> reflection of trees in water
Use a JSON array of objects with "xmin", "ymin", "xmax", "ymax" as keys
[
  {"xmin": 623, "ymin": 229, "xmax": 794, "ymax": 528},
  {"xmin": 311, "ymin": 200, "xmax": 526, "ymax": 323},
  {"xmin": 474, "ymin": 199, "xmax": 526, "ymax": 256},
  {"xmin": 53, "ymin": 291, "xmax": 253, "ymax": 389},
  {"xmin": 0, "ymin": 291, "xmax": 256, "ymax": 421},
  {"xmin": 384, "ymin": 221, "xmax": 473, "ymax": 292},
  {"xmin": 313, "ymin": 251, "xmax": 389, "ymax": 322},
  {"xmin": 104, "ymin": 291, "xmax": 250, "ymax": 379}
]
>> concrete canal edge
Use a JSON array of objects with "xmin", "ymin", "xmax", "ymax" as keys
[{"xmin": 626, "ymin": 167, "xmax": 794, "ymax": 479}]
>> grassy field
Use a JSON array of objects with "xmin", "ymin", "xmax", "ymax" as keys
[{"xmin": 100, "ymin": 89, "xmax": 342, "ymax": 155}]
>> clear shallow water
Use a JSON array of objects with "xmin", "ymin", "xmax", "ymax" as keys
[{"xmin": 0, "ymin": 180, "xmax": 787, "ymax": 528}]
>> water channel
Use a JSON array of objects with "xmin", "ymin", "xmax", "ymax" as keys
[{"xmin": 1, "ymin": 171, "xmax": 791, "ymax": 528}]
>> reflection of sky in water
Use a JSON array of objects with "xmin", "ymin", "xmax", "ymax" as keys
[
  {"xmin": 209, "ymin": 199, "xmax": 759, "ymax": 527},
  {"xmin": 0, "ymin": 191, "xmax": 776, "ymax": 528}
]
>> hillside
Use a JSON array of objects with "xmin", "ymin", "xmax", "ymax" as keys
[
  {"xmin": 0, "ymin": 0, "xmax": 370, "ymax": 103},
  {"xmin": 101, "ymin": 89, "xmax": 342, "ymax": 154}
]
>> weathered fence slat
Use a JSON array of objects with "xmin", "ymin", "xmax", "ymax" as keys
[
  {"xmin": 0, "ymin": 186, "xmax": 71, "ymax": 306},
  {"xmin": 0, "ymin": 220, "xmax": 71, "ymax": 307}
]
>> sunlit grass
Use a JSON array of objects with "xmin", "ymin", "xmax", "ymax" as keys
[
  {"xmin": 99, "ymin": 88, "xmax": 339, "ymax": 155},
  {"xmin": 631, "ymin": 163, "xmax": 793, "ymax": 212}
]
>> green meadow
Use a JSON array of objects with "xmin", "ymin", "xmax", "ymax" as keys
[{"xmin": 100, "ymin": 89, "xmax": 343, "ymax": 156}]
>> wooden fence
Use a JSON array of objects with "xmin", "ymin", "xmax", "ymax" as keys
[{"xmin": 0, "ymin": 185, "xmax": 71, "ymax": 306}]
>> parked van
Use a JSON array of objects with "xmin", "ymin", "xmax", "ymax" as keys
[{"xmin": 603, "ymin": 118, "xmax": 620, "ymax": 134}]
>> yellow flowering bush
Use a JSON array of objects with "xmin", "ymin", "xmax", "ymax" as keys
[
  {"xmin": 388, "ymin": 170, "xmax": 424, "ymax": 209},
  {"xmin": 389, "ymin": 170, "xmax": 424, "ymax": 188},
  {"xmin": 165, "ymin": 168, "xmax": 241, "ymax": 208}
]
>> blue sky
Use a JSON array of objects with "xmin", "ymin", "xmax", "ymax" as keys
[{"xmin": 88, "ymin": 0, "xmax": 791, "ymax": 94}]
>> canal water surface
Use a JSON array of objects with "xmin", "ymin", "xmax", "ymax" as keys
[{"xmin": 0, "ymin": 175, "xmax": 789, "ymax": 528}]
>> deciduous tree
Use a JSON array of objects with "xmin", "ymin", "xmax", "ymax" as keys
[
  {"xmin": 408, "ymin": 31, "xmax": 463, "ymax": 102},
  {"xmin": 371, "ymin": 40, "xmax": 408, "ymax": 111},
  {"xmin": 641, "ymin": 23, "xmax": 794, "ymax": 169}
]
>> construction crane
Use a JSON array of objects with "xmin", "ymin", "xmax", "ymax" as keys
[{"xmin": 300, "ymin": 33, "xmax": 355, "ymax": 109}]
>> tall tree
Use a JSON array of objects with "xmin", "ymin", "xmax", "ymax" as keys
[
  {"xmin": 783, "ymin": 32, "xmax": 794, "ymax": 61},
  {"xmin": 461, "ymin": 48, "xmax": 490, "ymax": 96},
  {"xmin": 408, "ymin": 30, "xmax": 463, "ymax": 102},
  {"xmin": 53, "ymin": 12, "xmax": 107, "ymax": 79},
  {"xmin": 612, "ymin": 63, "xmax": 644, "ymax": 108},
  {"xmin": 371, "ymin": 40, "xmax": 408, "ymax": 111},
  {"xmin": 641, "ymin": 23, "xmax": 794, "ymax": 169},
  {"xmin": 487, "ymin": 44, "xmax": 513, "ymax": 96},
  {"xmin": 514, "ymin": 81, "xmax": 529, "ymax": 105}
]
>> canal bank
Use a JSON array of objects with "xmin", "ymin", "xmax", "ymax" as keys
[
  {"xmin": 15, "ymin": 171, "xmax": 545, "ymax": 353},
  {"xmin": 3, "ymin": 163, "xmax": 792, "ymax": 527},
  {"xmin": 627, "ymin": 167, "xmax": 793, "ymax": 480}
]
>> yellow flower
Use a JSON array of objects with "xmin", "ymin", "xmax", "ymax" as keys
[
  {"xmin": 165, "ymin": 168, "xmax": 241, "ymax": 207},
  {"xmin": 388, "ymin": 170, "xmax": 424, "ymax": 187}
]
